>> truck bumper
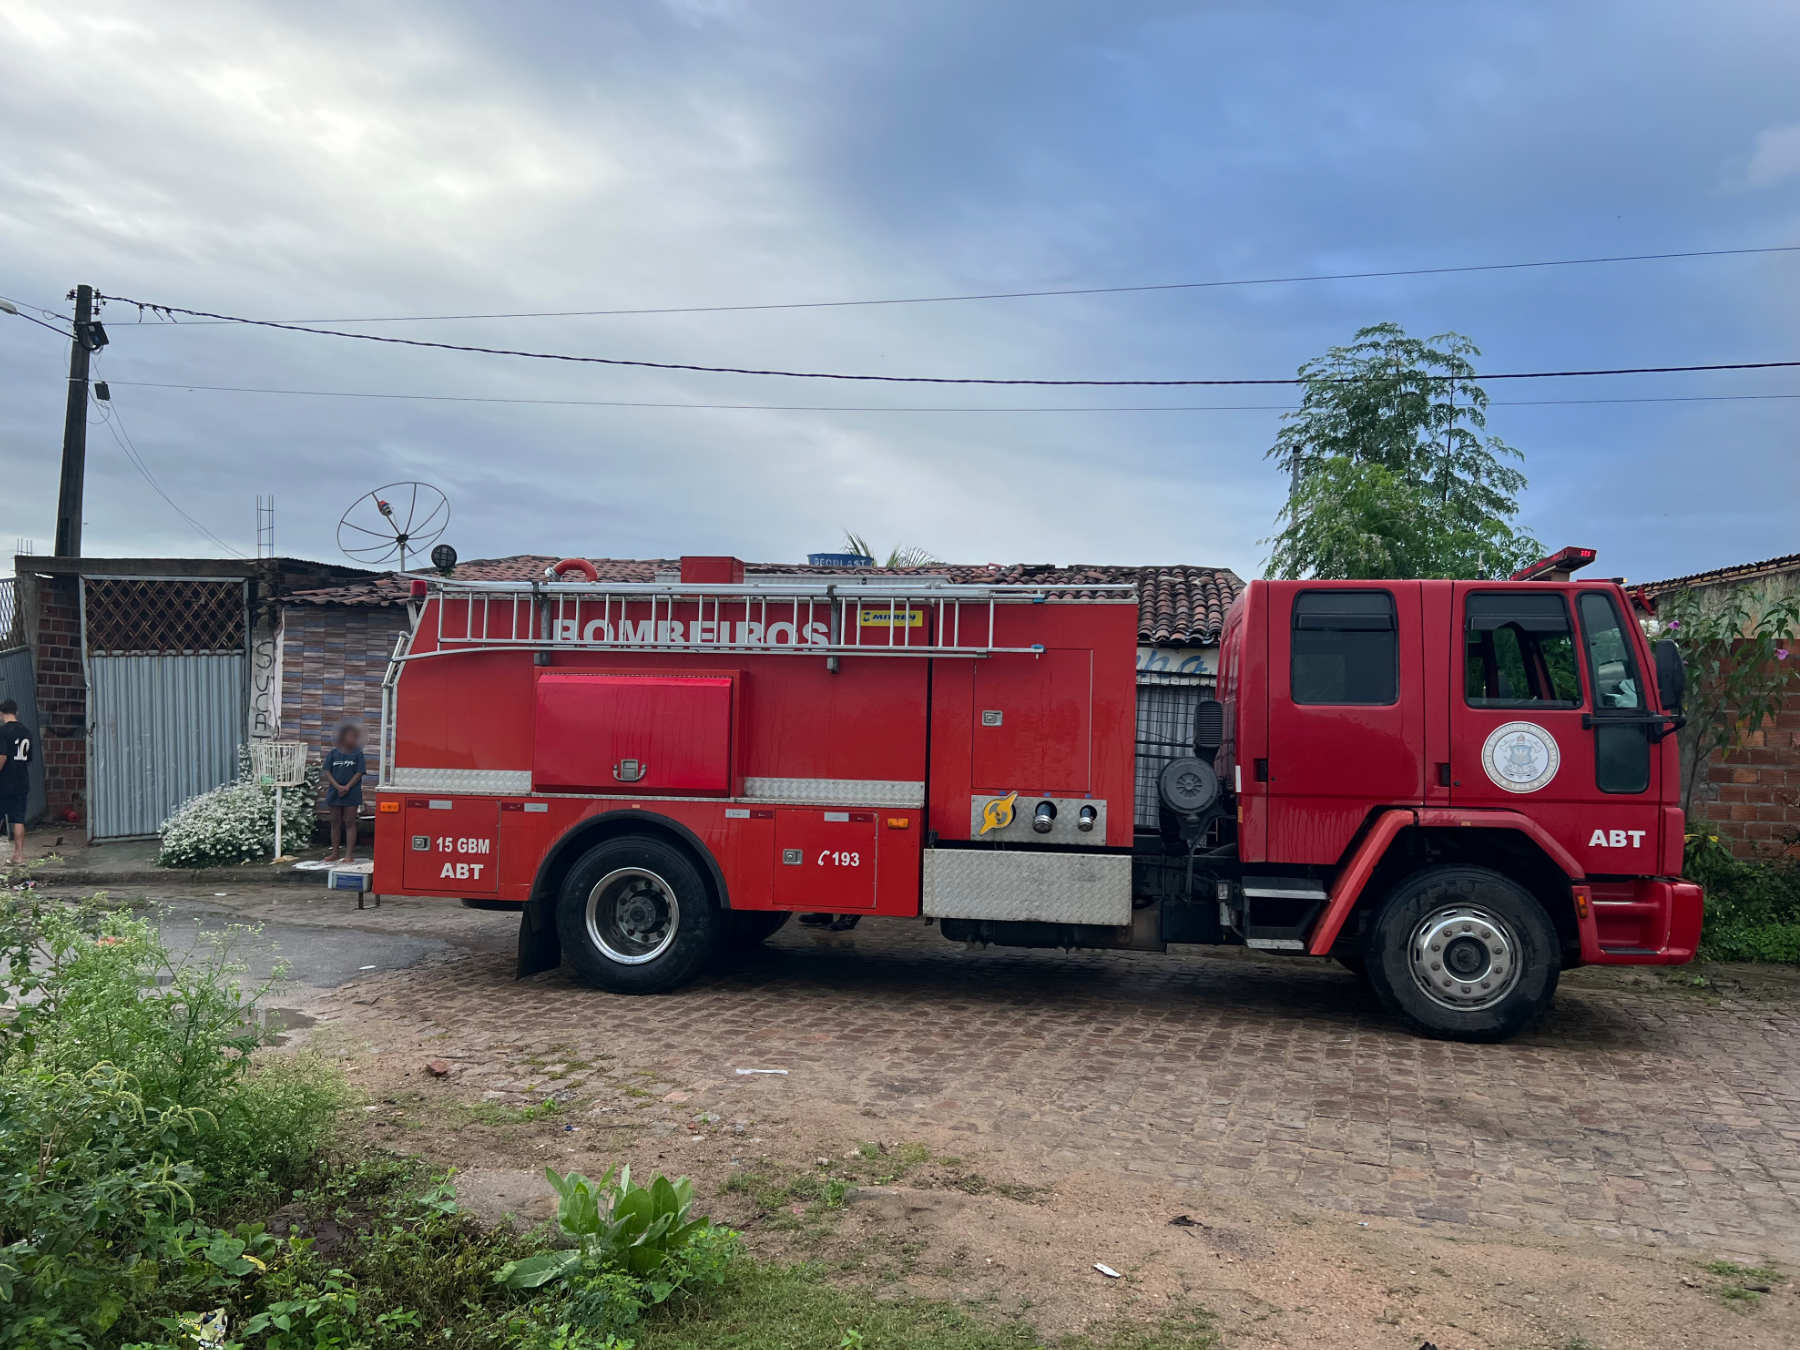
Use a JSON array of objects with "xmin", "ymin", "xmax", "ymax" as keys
[{"xmin": 1577, "ymin": 879, "xmax": 1704, "ymax": 964}]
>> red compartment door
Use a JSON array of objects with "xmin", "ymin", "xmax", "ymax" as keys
[
  {"xmin": 534, "ymin": 673, "xmax": 733, "ymax": 794},
  {"xmin": 970, "ymin": 649, "xmax": 1093, "ymax": 794},
  {"xmin": 402, "ymin": 797, "xmax": 500, "ymax": 894},
  {"xmin": 772, "ymin": 808, "xmax": 879, "ymax": 911}
]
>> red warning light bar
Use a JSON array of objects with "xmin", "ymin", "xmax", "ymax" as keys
[{"xmin": 1510, "ymin": 546, "xmax": 1597, "ymax": 583}]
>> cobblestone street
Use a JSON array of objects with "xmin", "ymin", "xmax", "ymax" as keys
[{"xmin": 268, "ymin": 894, "xmax": 1800, "ymax": 1262}]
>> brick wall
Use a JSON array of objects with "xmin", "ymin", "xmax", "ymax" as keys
[
  {"xmin": 1655, "ymin": 570, "xmax": 1800, "ymax": 859},
  {"xmin": 1700, "ymin": 681, "xmax": 1800, "ymax": 858},
  {"xmin": 30, "ymin": 578, "xmax": 86, "ymax": 819},
  {"xmin": 278, "ymin": 603, "xmax": 409, "ymax": 784}
]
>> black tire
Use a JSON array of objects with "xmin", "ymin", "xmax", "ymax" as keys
[
  {"xmin": 1363, "ymin": 865, "xmax": 1560, "ymax": 1042},
  {"xmin": 721, "ymin": 910, "xmax": 791, "ymax": 947},
  {"xmin": 555, "ymin": 835, "xmax": 720, "ymax": 994}
]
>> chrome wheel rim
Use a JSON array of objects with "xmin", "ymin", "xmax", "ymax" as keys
[
  {"xmin": 585, "ymin": 867, "xmax": 680, "ymax": 965},
  {"xmin": 1407, "ymin": 904, "xmax": 1522, "ymax": 1012}
]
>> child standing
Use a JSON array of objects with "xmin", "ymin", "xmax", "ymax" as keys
[{"xmin": 322, "ymin": 723, "xmax": 366, "ymax": 863}]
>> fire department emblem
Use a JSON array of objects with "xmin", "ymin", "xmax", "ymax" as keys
[{"xmin": 1480, "ymin": 721, "xmax": 1560, "ymax": 794}]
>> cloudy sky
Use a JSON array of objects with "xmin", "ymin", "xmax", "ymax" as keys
[{"xmin": 2, "ymin": 0, "xmax": 1797, "ymax": 582}]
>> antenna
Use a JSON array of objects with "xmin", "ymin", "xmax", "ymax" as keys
[
  {"xmin": 255, "ymin": 495, "xmax": 276, "ymax": 559},
  {"xmin": 336, "ymin": 481, "xmax": 451, "ymax": 572}
]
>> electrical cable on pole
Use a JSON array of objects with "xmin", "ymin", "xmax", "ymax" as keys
[
  {"xmin": 94, "ymin": 296, "xmax": 1800, "ymax": 387},
  {"xmin": 98, "ymin": 379, "xmax": 1800, "ymax": 413},
  {"xmin": 95, "ymin": 390, "xmax": 246, "ymax": 557},
  {"xmin": 96, "ymin": 243, "xmax": 1800, "ymax": 324}
]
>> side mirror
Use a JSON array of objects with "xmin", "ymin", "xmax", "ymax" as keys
[{"xmin": 1653, "ymin": 638, "xmax": 1685, "ymax": 716}]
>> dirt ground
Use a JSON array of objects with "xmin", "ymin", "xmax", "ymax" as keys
[
  {"xmin": 227, "ymin": 890, "xmax": 1798, "ymax": 1350},
  {"xmin": 318, "ymin": 1047, "xmax": 1795, "ymax": 1350}
]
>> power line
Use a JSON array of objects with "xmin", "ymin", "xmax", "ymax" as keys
[
  {"xmin": 104, "ymin": 378, "xmax": 1800, "ymax": 413},
  {"xmin": 96, "ymin": 296, "xmax": 1800, "ymax": 387},
  {"xmin": 103, "ymin": 244, "xmax": 1800, "ymax": 324},
  {"xmin": 96, "ymin": 393, "xmax": 246, "ymax": 557},
  {"xmin": 0, "ymin": 305, "xmax": 75, "ymax": 340}
]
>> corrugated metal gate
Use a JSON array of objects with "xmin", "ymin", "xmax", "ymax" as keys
[{"xmin": 83, "ymin": 576, "xmax": 248, "ymax": 840}]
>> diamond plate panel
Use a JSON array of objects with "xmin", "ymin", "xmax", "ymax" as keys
[
  {"xmin": 387, "ymin": 767, "xmax": 532, "ymax": 794},
  {"xmin": 923, "ymin": 848, "xmax": 1131, "ymax": 924},
  {"xmin": 741, "ymin": 777, "xmax": 924, "ymax": 807}
]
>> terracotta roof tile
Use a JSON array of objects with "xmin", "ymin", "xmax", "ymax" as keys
[
  {"xmin": 285, "ymin": 555, "xmax": 1245, "ymax": 646},
  {"xmin": 1640, "ymin": 551, "xmax": 1800, "ymax": 594}
]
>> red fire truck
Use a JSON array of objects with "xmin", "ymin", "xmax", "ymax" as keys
[{"xmin": 372, "ymin": 547, "xmax": 1699, "ymax": 1042}]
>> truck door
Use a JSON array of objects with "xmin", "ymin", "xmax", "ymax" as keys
[
  {"xmin": 1264, "ymin": 582, "xmax": 1425, "ymax": 863},
  {"xmin": 1448, "ymin": 586, "xmax": 1661, "ymax": 876}
]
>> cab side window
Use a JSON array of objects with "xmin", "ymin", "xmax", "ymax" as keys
[
  {"xmin": 1291, "ymin": 590, "xmax": 1397, "ymax": 705},
  {"xmin": 1578, "ymin": 592, "xmax": 1644, "ymax": 710},
  {"xmin": 1465, "ymin": 593, "xmax": 1581, "ymax": 707},
  {"xmin": 1579, "ymin": 591, "xmax": 1650, "ymax": 793}
]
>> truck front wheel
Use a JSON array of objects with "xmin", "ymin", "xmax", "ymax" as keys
[
  {"xmin": 1364, "ymin": 866, "xmax": 1559, "ymax": 1042},
  {"xmin": 556, "ymin": 836, "xmax": 720, "ymax": 994}
]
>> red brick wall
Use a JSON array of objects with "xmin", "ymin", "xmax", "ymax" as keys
[
  {"xmin": 1699, "ymin": 683, "xmax": 1800, "ymax": 859},
  {"xmin": 30, "ymin": 578, "xmax": 86, "ymax": 820}
]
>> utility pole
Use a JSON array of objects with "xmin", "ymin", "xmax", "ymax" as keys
[{"xmin": 54, "ymin": 284, "xmax": 95, "ymax": 557}]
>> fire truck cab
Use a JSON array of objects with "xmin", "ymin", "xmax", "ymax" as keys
[{"xmin": 373, "ymin": 548, "xmax": 1699, "ymax": 1042}]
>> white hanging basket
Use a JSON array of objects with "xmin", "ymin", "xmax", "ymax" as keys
[{"xmin": 250, "ymin": 739, "xmax": 308, "ymax": 788}]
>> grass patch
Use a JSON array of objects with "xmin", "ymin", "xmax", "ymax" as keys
[
  {"xmin": 945, "ymin": 1174, "xmax": 1050, "ymax": 1203},
  {"xmin": 456, "ymin": 1096, "xmax": 570, "ymax": 1127},
  {"xmin": 724, "ymin": 1142, "xmax": 1047, "ymax": 1235},
  {"xmin": 1701, "ymin": 1258, "xmax": 1782, "ymax": 1306},
  {"xmin": 642, "ymin": 1259, "xmax": 1216, "ymax": 1350}
]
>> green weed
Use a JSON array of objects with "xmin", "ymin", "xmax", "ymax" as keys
[
  {"xmin": 1701, "ymin": 1258, "xmax": 1781, "ymax": 1306},
  {"xmin": 639, "ymin": 1260, "xmax": 1217, "ymax": 1350}
]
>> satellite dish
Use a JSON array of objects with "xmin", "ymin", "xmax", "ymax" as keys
[{"xmin": 336, "ymin": 481, "xmax": 450, "ymax": 571}]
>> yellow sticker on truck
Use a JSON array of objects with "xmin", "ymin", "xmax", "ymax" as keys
[{"xmin": 858, "ymin": 606, "xmax": 924, "ymax": 628}]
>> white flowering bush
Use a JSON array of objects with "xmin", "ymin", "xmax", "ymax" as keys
[{"xmin": 157, "ymin": 763, "xmax": 323, "ymax": 868}]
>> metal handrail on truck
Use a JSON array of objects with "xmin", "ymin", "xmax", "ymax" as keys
[{"xmin": 395, "ymin": 571, "xmax": 1137, "ymax": 662}]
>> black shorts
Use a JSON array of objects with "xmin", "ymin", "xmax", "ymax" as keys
[{"xmin": 0, "ymin": 789, "xmax": 26, "ymax": 828}]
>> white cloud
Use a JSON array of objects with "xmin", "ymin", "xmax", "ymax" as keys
[{"xmin": 1744, "ymin": 123, "xmax": 1800, "ymax": 189}]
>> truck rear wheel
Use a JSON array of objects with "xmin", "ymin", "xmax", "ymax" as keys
[
  {"xmin": 556, "ymin": 835, "xmax": 720, "ymax": 994},
  {"xmin": 1364, "ymin": 865, "xmax": 1559, "ymax": 1042}
]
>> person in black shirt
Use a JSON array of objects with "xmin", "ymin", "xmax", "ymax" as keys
[
  {"xmin": 0, "ymin": 699, "xmax": 33, "ymax": 866},
  {"xmin": 322, "ymin": 723, "xmax": 367, "ymax": 863}
]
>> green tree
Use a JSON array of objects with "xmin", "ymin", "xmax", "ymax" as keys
[{"xmin": 1265, "ymin": 323, "xmax": 1542, "ymax": 579}]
